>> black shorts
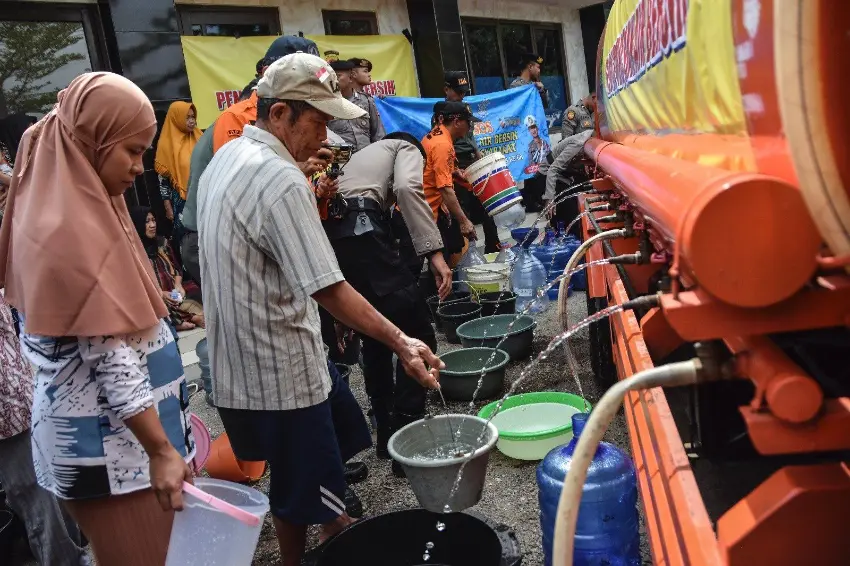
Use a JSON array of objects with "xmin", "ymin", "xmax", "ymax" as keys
[{"xmin": 217, "ymin": 361, "xmax": 371, "ymax": 524}]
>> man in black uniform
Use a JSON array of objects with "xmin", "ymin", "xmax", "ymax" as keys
[
  {"xmin": 509, "ymin": 53, "xmax": 550, "ymax": 212},
  {"xmin": 321, "ymin": 132, "xmax": 452, "ymax": 475},
  {"xmin": 442, "ymin": 71, "xmax": 500, "ymax": 253}
]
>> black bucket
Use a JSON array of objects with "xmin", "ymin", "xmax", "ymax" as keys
[
  {"xmin": 477, "ymin": 291, "xmax": 517, "ymax": 317},
  {"xmin": 437, "ymin": 302, "xmax": 482, "ymax": 344},
  {"xmin": 426, "ymin": 292, "xmax": 471, "ymax": 330},
  {"xmin": 307, "ymin": 509, "xmax": 521, "ymax": 566}
]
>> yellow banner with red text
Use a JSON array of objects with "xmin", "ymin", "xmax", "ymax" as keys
[{"xmin": 181, "ymin": 35, "xmax": 417, "ymax": 129}]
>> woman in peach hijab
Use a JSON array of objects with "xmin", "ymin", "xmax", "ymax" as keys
[
  {"xmin": 0, "ymin": 73, "xmax": 195, "ymax": 566},
  {"xmin": 156, "ymin": 101, "xmax": 200, "ymax": 233}
]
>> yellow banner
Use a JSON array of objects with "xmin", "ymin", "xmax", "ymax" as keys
[
  {"xmin": 602, "ymin": 0, "xmax": 747, "ymax": 136},
  {"xmin": 181, "ymin": 35, "xmax": 417, "ymax": 129}
]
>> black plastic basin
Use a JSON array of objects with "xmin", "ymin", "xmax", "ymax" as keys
[
  {"xmin": 437, "ymin": 302, "xmax": 482, "ymax": 344},
  {"xmin": 439, "ymin": 348, "xmax": 509, "ymax": 401},
  {"xmin": 426, "ymin": 292, "xmax": 471, "ymax": 330},
  {"xmin": 456, "ymin": 315, "xmax": 536, "ymax": 361},
  {"xmin": 310, "ymin": 509, "xmax": 521, "ymax": 566},
  {"xmin": 477, "ymin": 291, "xmax": 517, "ymax": 317}
]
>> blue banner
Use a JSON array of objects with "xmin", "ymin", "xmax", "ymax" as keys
[{"xmin": 374, "ymin": 85, "xmax": 551, "ymax": 182}]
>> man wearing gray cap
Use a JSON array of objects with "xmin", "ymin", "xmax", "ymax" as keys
[{"xmin": 198, "ymin": 53, "xmax": 443, "ymax": 565}]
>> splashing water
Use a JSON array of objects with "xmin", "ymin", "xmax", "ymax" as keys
[
  {"xmin": 423, "ymin": 180, "xmax": 603, "ymax": 552},
  {"xmin": 442, "ymin": 302, "xmax": 624, "ymax": 512},
  {"xmin": 435, "ymin": 386, "xmax": 457, "ymax": 443}
]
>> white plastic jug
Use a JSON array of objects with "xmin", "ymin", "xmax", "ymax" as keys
[{"xmin": 165, "ymin": 478, "xmax": 269, "ymax": 566}]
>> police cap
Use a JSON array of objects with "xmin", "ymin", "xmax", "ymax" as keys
[{"xmin": 444, "ymin": 71, "xmax": 470, "ymax": 94}]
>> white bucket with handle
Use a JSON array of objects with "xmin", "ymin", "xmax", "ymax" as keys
[{"xmin": 463, "ymin": 152, "xmax": 522, "ymax": 216}]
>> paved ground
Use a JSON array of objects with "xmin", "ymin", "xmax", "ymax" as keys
[{"xmin": 183, "ymin": 287, "xmax": 644, "ymax": 566}]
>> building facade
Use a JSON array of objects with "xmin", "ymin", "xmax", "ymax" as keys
[{"xmin": 1, "ymin": 0, "xmax": 610, "ymax": 209}]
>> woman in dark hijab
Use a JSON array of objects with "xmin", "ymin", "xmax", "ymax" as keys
[
  {"xmin": 0, "ymin": 114, "xmax": 37, "ymax": 219},
  {"xmin": 130, "ymin": 206, "xmax": 203, "ymax": 330}
]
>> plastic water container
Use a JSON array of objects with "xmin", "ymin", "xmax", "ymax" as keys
[
  {"xmin": 536, "ymin": 413, "xmax": 640, "ymax": 566},
  {"xmin": 456, "ymin": 245, "xmax": 488, "ymax": 293},
  {"xmin": 510, "ymin": 245, "xmax": 549, "ymax": 314},
  {"xmin": 166, "ymin": 478, "xmax": 270, "ymax": 566}
]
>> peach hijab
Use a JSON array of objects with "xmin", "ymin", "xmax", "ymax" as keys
[{"xmin": 0, "ymin": 72, "xmax": 167, "ymax": 337}]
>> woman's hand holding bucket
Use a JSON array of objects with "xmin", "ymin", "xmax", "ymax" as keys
[{"xmin": 150, "ymin": 445, "xmax": 194, "ymax": 511}]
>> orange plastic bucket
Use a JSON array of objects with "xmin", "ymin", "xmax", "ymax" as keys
[{"xmin": 204, "ymin": 432, "xmax": 266, "ymax": 483}]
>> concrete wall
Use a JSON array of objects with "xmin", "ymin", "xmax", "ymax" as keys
[
  {"xmin": 176, "ymin": 0, "xmax": 411, "ymax": 36},
  {"xmin": 175, "ymin": 0, "xmax": 593, "ymax": 101},
  {"xmin": 457, "ymin": 0, "xmax": 590, "ymax": 104}
]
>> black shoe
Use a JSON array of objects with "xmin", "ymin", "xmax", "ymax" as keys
[
  {"xmin": 391, "ymin": 460, "xmax": 406, "ymax": 478},
  {"xmin": 344, "ymin": 487, "xmax": 364, "ymax": 518},
  {"xmin": 344, "ymin": 461, "xmax": 368, "ymax": 484}
]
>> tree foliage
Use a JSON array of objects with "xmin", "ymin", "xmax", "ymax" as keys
[{"xmin": 0, "ymin": 21, "xmax": 88, "ymax": 117}]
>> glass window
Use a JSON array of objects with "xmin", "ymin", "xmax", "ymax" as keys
[
  {"xmin": 465, "ymin": 24, "xmax": 503, "ymax": 94},
  {"xmin": 323, "ymin": 11, "xmax": 378, "ymax": 35},
  {"xmin": 0, "ymin": 20, "xmax": 93, "ymax": 118},
  {"xmin": 534, "ymin": 27, "xmax": 568, "ymax": 129},
  {"xmin": 177, "ymin": 7, "xmax": 281, "ymax": 37},
  {"xmin": 498, "ymin": 23, "xmax": 533, "ymax": 77},
  {"xmin": 462, "ymin": 19, "xmax": 570, "ymax": 127},
  {"xmin": 196, "ymin": 23, "xmax": 273, "ymax": 37}
]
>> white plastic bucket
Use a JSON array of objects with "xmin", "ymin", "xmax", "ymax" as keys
[
  {"xmin": 463, "ymin": 152, "xmax": 522, "ymax": 216},
  {"xmin": 165, "ymin": 478, "xmax": 269, "ymax": 566},
  {"xmin": 467, "ymin": 263, "xmax": 510, "ymax": 296}
]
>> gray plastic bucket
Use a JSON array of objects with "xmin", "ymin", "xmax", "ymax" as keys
[{"xmin": 387, "ymin": 414, "xmax": 498, "ymax": 513}]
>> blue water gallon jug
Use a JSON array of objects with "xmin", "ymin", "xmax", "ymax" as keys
[{"xmin": 536, "ymin": 413, "xmax": 640, "ymax": 566}]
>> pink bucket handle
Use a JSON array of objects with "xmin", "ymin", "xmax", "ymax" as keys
[{"xmin": 182, "ymin": 481, "xmax": 261, "ymax": 528}]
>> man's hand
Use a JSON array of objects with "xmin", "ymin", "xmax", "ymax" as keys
[
  {"xmin": 543, "ymin": 199, "xmax": 555, "ymax": 220},
  {"xmin": 534, "ymin": 81, "xmax": 545, "ymax": 91},
  {"xmin": 334, "ymin": 321, "xmax": 354, "ymax": 353},
  {"xmin": 394, "ymin": 334, "xmax": 444, "ymax": 389},
  {"xmin": 164, "ymin": 200, "xmax": 174, "ymax": 221},
  {"xmin": 299, "ymin": 146, "xmax": 334, "ymax": 177},
  {"xmin": 429, "ymin": 251, "xmax": 452, "ymax": 300},
  {"xmin": 315, "ymin": 174, "xmax": 339, "ymax": 199},
  {"xmin": 460, "ymin": 217, "xmax": 477, "ymax": 241}
]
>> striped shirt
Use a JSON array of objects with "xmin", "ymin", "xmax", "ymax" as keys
[{"xmin": 197, "ymin": 125, "xmax": 343, "ymax": 411}]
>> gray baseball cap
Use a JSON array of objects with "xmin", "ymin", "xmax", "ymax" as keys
[{"xmin": 257, "ymin": 53, "xmax": 366, "ymax": 120}]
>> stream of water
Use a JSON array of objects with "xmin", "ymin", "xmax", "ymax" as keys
[{"xmin": 419, "ymin": 181, "xmax": 613, "ymax": 558}]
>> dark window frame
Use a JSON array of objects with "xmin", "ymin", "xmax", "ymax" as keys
[
  {"xmin": 322, "ymin": 10, "xmax": 379, "ymax": 35},
  {"xmin": 176, "ymin": 6, "xmax": 281, "ymax": 37},
  {"xmin": 1, "ymin": 2, "xmax": 110, "ymax": 73},
  {"xmin": 461, "ymin": 17, "xmax": 569, "ymax": 101}
]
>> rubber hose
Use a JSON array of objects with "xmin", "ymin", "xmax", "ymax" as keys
[
  {"xmin": 556, "ymin": 229, "xmax": 628, "ymax": 329},
  {"xmin": 550, "ymin": 359, "xmax": 703, "ymax": 566}
]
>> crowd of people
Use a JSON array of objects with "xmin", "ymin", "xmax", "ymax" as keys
[{"xmin": 0, "ymin": 33, "xmax": 595, "ymax": 566}]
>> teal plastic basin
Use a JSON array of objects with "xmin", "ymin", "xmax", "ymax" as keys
[{"xmin": 456, "ymin": 314, "xmax": 536, "ymax": 361}]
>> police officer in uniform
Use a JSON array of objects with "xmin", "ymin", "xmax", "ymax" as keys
[
  {"xmin": 561, "ymin": 92, "xmax": 596, "ymax": 138},
  {"xmin": 509, "ymin": 52, "xmax": 550, "ymax": 108},
  {"xmin": 440, "ymin": 71, "xmax": 500, "ymax": 253},
  {"xmin": 541, "ymin": 130, "xmax": 593, "ymax": 235},
  {"xmin": 327, "ymin": 58, "xmax": 386, "ymax": 152},
  {"xmin": 321, "ymin": 132, "xmax": 452, "ymax": 475}
]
